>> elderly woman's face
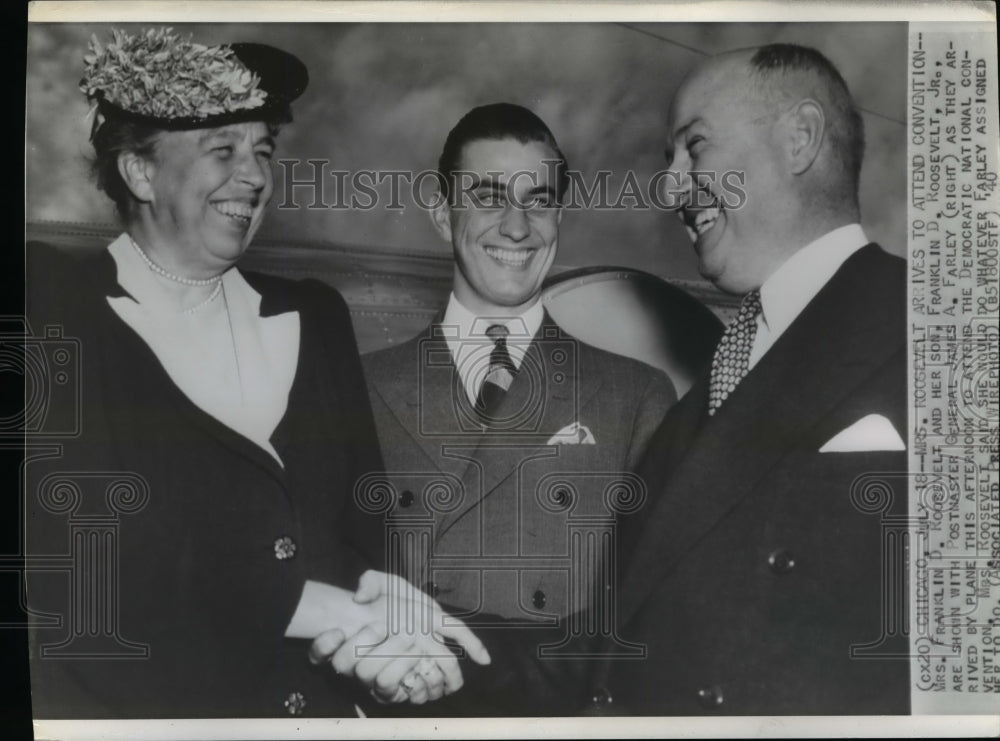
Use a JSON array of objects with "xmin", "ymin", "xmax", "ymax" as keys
[{"xmin": 145, "ymin": 121, "xmax": 274, "ymax": 270}]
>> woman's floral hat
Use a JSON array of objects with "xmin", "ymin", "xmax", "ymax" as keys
[{"xmin": 80, "ymin": 27, "xmax": 308, "ymax": 133}]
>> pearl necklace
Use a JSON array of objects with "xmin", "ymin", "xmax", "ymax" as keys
[
  {"xmin": 128, "ymin": 235, "xmax": 225, "ymax": 315},
  {"xmin": 129, "ymin": 235, "xmax": 223, "ymax": 287},
  {"xmin": 181, "ymin": 280, "xmax": 223, "ymax": 315}
]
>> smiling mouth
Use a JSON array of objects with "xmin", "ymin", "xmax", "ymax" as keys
[
  {"xmin": 484, "ymin": 245, "xmax": 536, "ymax": 268},
  {"xmin": 211, "ymin": 200, "xmax": 256, "ymax": 226},
  {"xmin": 680, "ymin": 200, "xmax": 723, "ymax": 243}
]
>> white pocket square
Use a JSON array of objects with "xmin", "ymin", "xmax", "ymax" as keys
[
  {"xmin": 546, "ymin": 422, "xmax": 596, "ymax": 446},
  {"xmin": 819, "ymin": 414, "xmax": 905, "ymax": 453}
]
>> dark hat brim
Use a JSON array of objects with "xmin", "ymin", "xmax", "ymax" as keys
[{"xmin": 96, "ymin": 42, "xmax": 308, "ymax": 131}]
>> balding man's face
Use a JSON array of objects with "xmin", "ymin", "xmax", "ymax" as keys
[{"xmin": 665, "ymin": 57, "xmax": 792, "ymax": 294}]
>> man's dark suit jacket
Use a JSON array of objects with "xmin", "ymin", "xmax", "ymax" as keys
[
  {"xmin": 361, "ymin": 314, "xmax": 675, "ymax": 622},
  {"xmin": 448, "ymin": 244, "xmax": 911, "ymax": 716},
  {"xmin": 584, "ymin": 243, "xmax": 911, "ymax": 715}
]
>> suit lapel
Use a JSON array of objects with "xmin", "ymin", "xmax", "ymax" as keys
[
  {"xmin": 369, "ymin": 326, "xmax": 473, "ymax": 483},
  {"xmin": 94, "ymin": 252, "xmax": 289, "ymax": 486},
  {"xmin": 487, "ymin": 316, "xmax": 604, "ymax": 440},
  {"xmin": 436, "ymin": 316, "xmax": 605, "ymax": 539},
  {"xmin": 618, "ymin": 245, "xmax": 905, "ymax": 626}
]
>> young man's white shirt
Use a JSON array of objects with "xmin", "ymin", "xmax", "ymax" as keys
[{"xmin": 441, "ymin": 292, "xmax": 544, "ymax": 405}]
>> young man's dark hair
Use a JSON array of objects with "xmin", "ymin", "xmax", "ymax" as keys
[{"xmin": 436, "ymin": 102, "xmax": 569, "ymax": 203}]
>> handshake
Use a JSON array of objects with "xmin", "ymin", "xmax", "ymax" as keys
[{"xmin": 286, "ymin": 571, "xmax": 491, "ymax": 705}]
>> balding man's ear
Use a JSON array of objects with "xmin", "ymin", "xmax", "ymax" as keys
[
  {"xmin": 787, "ymin": 98, "xmax": 825, "ymax": 176},
  {"xmin": 428, "ymin": 191, "xmax": 454, "ymax": 243},
  {"xmin": 118, "ymin": 151, "xmax": 156, "ymax": 203}
]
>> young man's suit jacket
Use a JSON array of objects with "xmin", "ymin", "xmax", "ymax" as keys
[
  {"xmin": 361, "ymin": 314, "xmax": 675, "ymax": 624},
  {"xmin": 584, "ymin": 244, "xmax": 911, "ymax": 715}
]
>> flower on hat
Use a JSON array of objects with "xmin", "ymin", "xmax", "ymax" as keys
[{"xmin": 80, "ymin": 27, "xmax": 267, "ymax": 121}]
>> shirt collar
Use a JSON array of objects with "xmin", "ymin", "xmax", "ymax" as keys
[
  {"xmin": 758, "ymin": 224, "xmax": 869, "ymax": 340},
  {"xmin": 441, "ymin": 292, "xmax": 544, "ymax": 368}
]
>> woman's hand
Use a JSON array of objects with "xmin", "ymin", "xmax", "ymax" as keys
[
  {"xmin": 306, "ymin": 570, "xmax": 490, "ymax": 703},
  {"xmin": 309, "ymin": 623, "xmax": 460, "ymax": 704}
]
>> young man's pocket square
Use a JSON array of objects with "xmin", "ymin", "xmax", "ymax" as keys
[
  {"xmin": 546, "ymin": 422, "xmax": 596, "ymax": 445},
  {"xmin": 819, "ymin": 414, "xmax": 905, "ymax": 452}
]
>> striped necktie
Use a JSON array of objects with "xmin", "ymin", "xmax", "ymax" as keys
[
  {"xmin": 708, "ymin": 290, "xmax": 762, "ymax": 416},
  {"xmin": 475, "ymin": 324, "xmax": 517, "ymax": 422}
]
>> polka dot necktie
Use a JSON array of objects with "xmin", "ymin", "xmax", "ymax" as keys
[
  {"xmin": 708, "ymin": 290, "xmax": 762, "ymax": 416},
  {"xmin": 475, "ymin": 324, "xmax": 518, "ymax": 422}
]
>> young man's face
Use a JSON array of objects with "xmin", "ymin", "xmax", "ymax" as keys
[{"xmin": 432, "ymin": 137, "xmax": 563, "ymax": 316}]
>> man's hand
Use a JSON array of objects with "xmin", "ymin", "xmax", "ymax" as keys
[
  {"xmin": 309, "ymin": 623, "xmax": 458, "ymax": 704},
  {"xmin": 307, "ymin": 570, "xmax": 490, "ymax": 704},
  {"xmin": 352, "ymin": 570, "xmax": 489, "ymax": 662}
]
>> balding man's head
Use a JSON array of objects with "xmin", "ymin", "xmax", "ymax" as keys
[
  {"xmin": 664, "ymin": 43, "xmax": 864, "ymax": 294},
  {"xmin": 745, "ymin": 44, "xmax": 865, "ymax": 205}
]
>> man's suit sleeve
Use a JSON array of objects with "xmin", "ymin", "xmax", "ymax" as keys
[{"xmin": 625, "ymin": 367, "xmax": 676, "ymax": 471}]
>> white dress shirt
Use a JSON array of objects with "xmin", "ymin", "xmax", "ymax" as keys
[
  {"xmin": 441, "ymin": 293, "xmax": 545, "ymax": 405},
  {"xmin": 748, "ymin": 223, "xmax": 869, "ymax": 370}
]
